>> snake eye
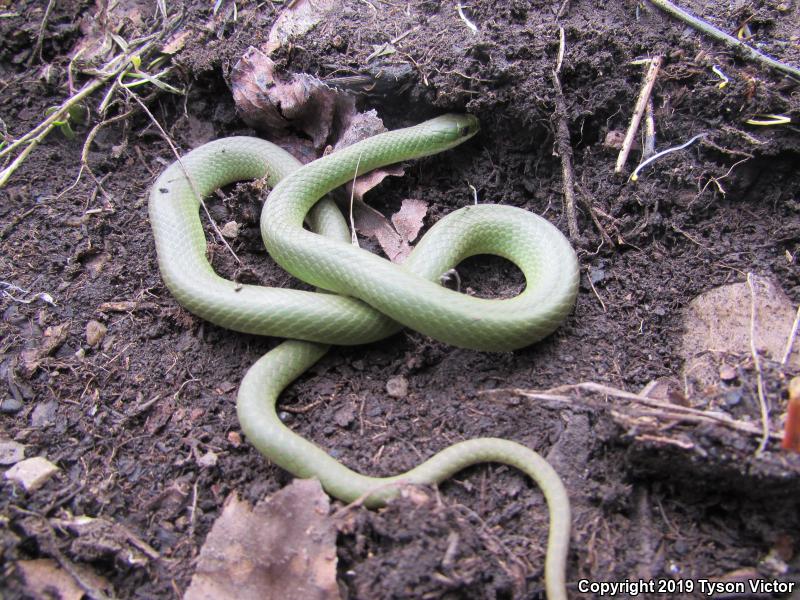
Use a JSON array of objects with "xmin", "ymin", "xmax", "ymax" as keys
[{"xmin": 456, "ymin": 117, "xmax": 479, "ymax": 139}]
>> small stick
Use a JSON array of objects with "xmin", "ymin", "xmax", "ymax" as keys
[
  {"xmin": 481, "ymin": 381, "xmax": 782, "ymax": 439},
  {"xmin": 585, "ymin": 270, "xmax": 607, "ymax": 313},
  {"xmin": 747, "ymin": 273, "xmax": 770, "ymax": 455},
  {"xmin": 642, "ymin": 98, "xmax": 656, "ymax": 160},
  {"xmin": 28, "ymin": 0, "xmax": 56, "ymax": 66},
  {"xmin": 615, "ymin": 56, "xmax": 662, "ymax": 174},
  {"xmin": 648, "ymin": 0, "xmax": 800, "ymax": 81},
  {"xmin": 551, "ymin": 27, "xmax": 579, "ymax": 240},
  {"xmin": 781, "ymin": 304, "xmax": 800, "ymax": 365},
  {"xmin": 126, "ymin": 90, "xmax": 241, "ymax": 264}
]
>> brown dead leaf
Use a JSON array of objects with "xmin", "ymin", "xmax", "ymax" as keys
[
  {"xmin": 184, "ymin": 480, "xmax": 339, "ymax": 600},
  {"xmin": 162, "ymin": 29, "xmax": 192, "ymax": 55},
  {"xmin": 347, "ymin": 198, "xmax": 428, "ymax": 263},
  {"xmin": 17, "ymin": 558, "xmax": 111, "ymax": 600},
  {"xmin": 52, "ymin": 515, "xmax": 159, "ymax": 567},
  {"xmin": 71, "ymin": 0, "xmax": 150, "ymax": 66},
  {"xmin": 391, "ymin": 198, "xmax": 428, "ymax": 244},
  {"xmin": 231, "ymin": 47, "xmax": 355, "ymax": 151},
  {"xmin": 265, "ymin": 0, "xmax": 337, "ymax": 54},
  {"xmin": 18, "ymin": 323, "xmax": 70, "ymax": 378}
]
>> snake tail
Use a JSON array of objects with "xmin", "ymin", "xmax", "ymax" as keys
[{"xmin": 237, "ymin": 340, "xmax": 570, "ymax": 600}]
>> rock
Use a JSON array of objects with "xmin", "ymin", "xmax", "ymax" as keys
[
  {"xmin": 0, "ymin": 396, "xmax": 23, "ymax": 414},
  {"xmin": 4, "ymin": 456, "xmax": 60, "ymax": 491},
  {"xmin": 30, "ymin": 400, "xmax": 58, "ymax": 427},
  {"xmin": 85, "ymin": 320, "xmax": 107, "ymax": 347},
  {"xmin": 719, "ymin": 364, "xmax": 737, "ymax": 382},
  {"xmin": 197, "ymin": 450, "xmax": 218, "ymax": 468},
  {"xmin": 334, "ymin": 405, "xmax": 355, "ymax": 428},
  {"xmin": 0, "ymin": 439, "xmax": 26, "ymax": 465},
  {"xmin": 386, "ymin": 375, "xmax": 408, "ymax": 398},
  {"xmin": 220, "ymin": 221, "xmax": 240, "ymax": 239}
]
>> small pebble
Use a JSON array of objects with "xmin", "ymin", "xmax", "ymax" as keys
[
  {"xmin": 4, "ymin": 456, "xmax": 60, "ymax": 491},
  {"xmin": 386, "ymin": 376, "xmax": 408, "ymax": 398},
  {"xmin": 0, "ymin": 440, "xmax": 26, "ymax": 465},
  {"xmin": 334, "ymin": 405, "xmax": 355, "ymax": 428},
  {"xmin": 30, "ymin": 400, "xmax": 57, "ymax": 428},
  {"xmin": 0, "ymin": 396, "xmax": 23, "ymax": 414},
  {"xmin": 85, "ymin": 320, "xmax": 107, "ymax": 347},
  {"xmin": 724, "ymin": 388, "xmax": 743, "ymax": 407},
  {"xmin": 719, "ymin": 364, "xmax": 737, "ymax": 382},
  {"xmin": 197, "ymin": 450, "xmax": 218, "ymax": 468},
  {"xmin": 220, "ymin": 221, "xmax": 240, "ymax": 239}
]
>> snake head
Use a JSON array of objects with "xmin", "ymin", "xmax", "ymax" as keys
[{"xmin": 423, "ymin": 114, "xmax": 480, "ymax": 151}]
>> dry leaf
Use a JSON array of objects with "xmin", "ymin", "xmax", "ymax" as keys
[
  {"xmin": 162, "ymin": 29, "xmax": 192, "ymax": 55},
  {"xmin": 184, "ymin": 480, "xmax": 339, "ymax": 600},
  {"xmin": 682, "ymin": 276, "xmax": 800, "ymax": 392},
  {"xmin": 231, "ymin": 47, "xmax": 355, "ymax": 151},
  {"xmin": 265, "ymin": 0, "xmax": 337, "ymax": 54},
  {"xmin": 348, "ymin": 198, "xmax": 428, "ymax": 263},
  {"xmin": 18, "ymin": 323, "xmax": 70, "ymax": 378},
  {"xmin": 391, "ymin": 198, "xmax": 428, "ymax": 244},
  {"xmin": 17, "ymin": 558, "xmax": 111, "ymax": 600},
  {"xmin": 71, "ymin": 0, "xmax": 150, "ymax": 66},
  {"xmin": 52, "ymin": 515, "xmax": 159, "ymax": 567}
]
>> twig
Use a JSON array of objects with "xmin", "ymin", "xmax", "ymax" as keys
[
  {"xmin": 56, "ymin": 108, "xmax": 136, "ymax": 203},
  {"xmin": 642, "ymin": 98, "xmax": 656, "ymax": 160},
  {"xmin": 125, "ymin": 89, "xmax": 241, "ymax": 264},
  {"xmin": 711, "ymin": 65, "xmax": 729, "ymax": 89},
  {"xmin": 28, "ymin": 0, "xmax": 56, "ymax": 66},
  {"xmin": 615, "ymin": 56, "xmax": 662, "ymax": 174},
  {"xmin": 781, "ymin": 304, "xmax": 800, "ymax": 366},
  {"xmin": 629, "ymin": 133, "xmax": 705, "ymax": 182},
  {"xmin": 648, "ymin": 0, "xmax": 800, "ymax": 81},
  {"xmin": 331, "ymin": 480, "xmax": 412, "ymax": 516},
  {"xmin": 585, "ymin": 269, "xmax": 607, "ymax": 312},
  {"xmin": 480, "ymin": 381, "xmax": 783, "ymax": 440},
  {"xmin": 747, "ymin": 273, "xmax": 770, "ymax": 455},
  {"xmin": 188, "ymin": 479, "xmax": 199, "ymax": 537},
  {"xmin": 468, "ymin": 183, "xmax": 478, "ymax": 204},
  {"xmin": 575, "ymin": 184, "xmax": 615, "ymax": 247},
  {"xmin": 551, "ymin": 27, "xmax": 579, "ymax": 240}
]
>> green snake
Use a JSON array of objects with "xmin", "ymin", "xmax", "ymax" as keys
[{"xmin": 149, "ymin": 114, "xmax": 578, "ymax": 599}]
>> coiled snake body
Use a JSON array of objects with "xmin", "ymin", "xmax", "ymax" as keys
[{"xmin": 149, "ymin": 114, "xmax": 578, "ymax": 599}]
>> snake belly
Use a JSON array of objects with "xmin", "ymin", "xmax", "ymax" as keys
[{"xmin": 149, "ymin": 114, "xmax": 578, "ymax": 600}]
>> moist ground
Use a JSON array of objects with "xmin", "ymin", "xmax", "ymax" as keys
[{"xmin": 1, "ymin": 0, "xmax": 799, "ymax": 598}]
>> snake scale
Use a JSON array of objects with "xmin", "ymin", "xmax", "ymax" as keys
[{"xmin": 149, "ymin": 114, "xmax": 579, "ymax": 599}]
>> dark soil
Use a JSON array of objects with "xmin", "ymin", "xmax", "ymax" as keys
[{"xmin": 2, "ymin": 0, "xmax": 800, "ymax": 598}]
